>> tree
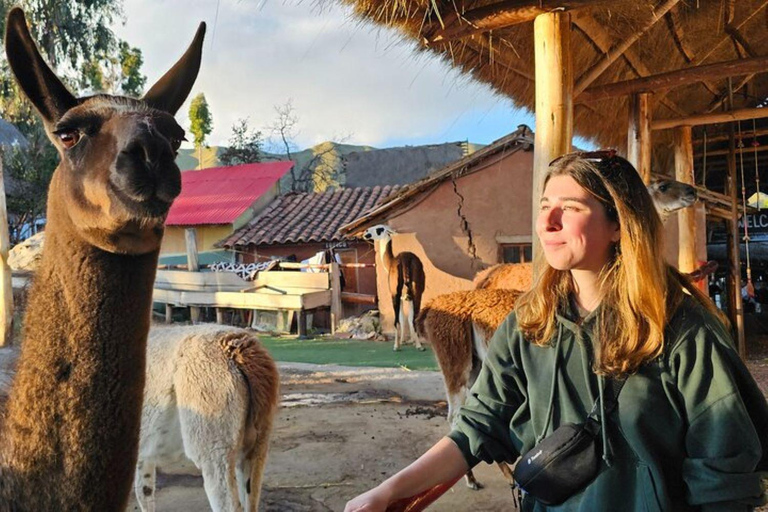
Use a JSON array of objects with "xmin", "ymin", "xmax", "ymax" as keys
[
  {"xmin": 80, "ymin": 41, "xmax": 146, "ymax": 96},
  {"xmin": 188, "ymin": 93, "xmax": 213, "ymax": 169},
  {"xmin": 219, "ymin": 118, "xmax": 262, "ymax": 166},
  {"xmin": 0, "ymin": 0, "xmax": 144, "ymax": 242},
  {"xmin": 0, "ymin": 126, "xmax": 58, "ymax": 244},
  {"xmin": 267, "ymin": 100, "xmax": 348, "ymax": 193}
]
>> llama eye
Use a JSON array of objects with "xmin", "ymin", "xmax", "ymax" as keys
[{"xmin": 57, "ymin": 130, "xmax": 81, "ymax": 149}]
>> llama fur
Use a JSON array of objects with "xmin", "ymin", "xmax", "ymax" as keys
[{"xmin": 135, "ymin": 324, "xmax": 279, "ymax": 512}]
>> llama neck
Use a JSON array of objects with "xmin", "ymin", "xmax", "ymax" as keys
[
  {"xmin": 378, "ymin": 238, "xmax": 394, "ymax": 270},
  {"xmin": 0, "ymin": 217, "xmax": 159, "ymax": 510}
]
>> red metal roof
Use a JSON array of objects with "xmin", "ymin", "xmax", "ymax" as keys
[{"xmin": 165, "ymin": 161, "xmax": 292, "ymax": 226}]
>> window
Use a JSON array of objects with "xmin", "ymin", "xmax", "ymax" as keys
[{"xmin": 500, "ymin": 243, "xmax": 532, "ymax": 264}]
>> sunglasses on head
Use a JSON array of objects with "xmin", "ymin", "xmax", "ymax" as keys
[{"xmin": 548, "ymin": 149, "xmax": 619, "ymax": 167}]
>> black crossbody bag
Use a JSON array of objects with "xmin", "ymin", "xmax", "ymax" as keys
[{"xmin": 512, "ymin": 378, "xmax": 625, "ymax": 506}]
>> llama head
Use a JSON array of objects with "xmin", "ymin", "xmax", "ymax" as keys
[
  {"xmin": 647, "ymin": 178, "xmax": 697, "ymax": 217},
  {"xmin": 362, "ymin": 224, "xmax": 396, "ymax": 242},
  {"xmin": 4, "ymin": 8, "xmax": 205, "ymax": 255}
]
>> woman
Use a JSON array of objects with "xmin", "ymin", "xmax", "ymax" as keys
[{"xmin": 345, "ymin": 151, "xmax": 768, "ymax": 511}]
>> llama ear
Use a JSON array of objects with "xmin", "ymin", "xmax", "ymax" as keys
[
  {"xmin": 4, "ymin": 8, "xmax": 77, "ymax": 125},
  {"xmin": 142, "ymin": 22, "xmax": 206, "ymax": 115}
]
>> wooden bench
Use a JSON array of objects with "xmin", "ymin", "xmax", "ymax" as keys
[{"xmin": 153, "ymin": 269, "xmax": 332, "ymax": 336}]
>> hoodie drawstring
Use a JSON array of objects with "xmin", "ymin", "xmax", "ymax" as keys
[
  {"xmin": 536, "ymin": 324, "xmax": 563, "ymax": 444},
  {"xmin": 597, "ymin": 375, "xmax": 613, "ymax": 467}
]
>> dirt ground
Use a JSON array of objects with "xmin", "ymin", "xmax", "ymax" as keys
[
  {"xmin": 123, "ymin": 353, "xmax": 768, "ymax": 512},
  {"xmin": 126, "ymin": 363, "xmax": 517, "ymax": 511}
]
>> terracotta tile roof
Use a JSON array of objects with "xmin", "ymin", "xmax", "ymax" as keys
[
  {"xmin": 165, "ymin": 161, "xmax": 292, "ymax": 226},
  {"xmin": 219, "ymin": 185, "xmax": 400, "ymax": 247}
]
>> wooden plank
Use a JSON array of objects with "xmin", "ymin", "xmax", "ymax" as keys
[
  {"xmin": 532, "ymin": 11, "xmax": 573, "ymax": 257},
  {"xmin": 675, "ymin": 126, "xmax": 697, "ymax": 274},
  {"xmin": 627, "ymin": 92, "xmax": 652, "ymax": 183},
  {"xmin": 154, "ymin": 269, "xmax": 250, "ymax": 291},
  {"xmin": 574, "ymin": 0, "xmax": 680, "ymax": 95},
  {"xmin": 652, "ymin": 106, "xmax": 768, "ymax": 131},
  {"xmin": 0, "ymin": 156, "xmax": 12, "ymax": 346},
  {"xmin": 423, "ymin": 0, "xmax": 606, "ymax": 44},
  {"xmin": 580, "ymin": 54, "xmax": 768, "ymax": 102},
  {"xmin": 152, "ymin": 288, "xmax": 331, "ymax": 311},
  {"xmin": 251, "ymin": 271, "xmax": 330, "ymax": 291},
  {"xmin": 185, "ymin": 228, "xmax": 199, "ymax": 272},
  {"xmin": 341, "ymin": 292, "xmax": 377, "ymax": 305},
  {"xmin": 726, "ymin": 116, "xmax": 746, "ymax": 358}
]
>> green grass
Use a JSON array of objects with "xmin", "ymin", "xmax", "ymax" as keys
[{"xmin": 257, "ymin": 336, "xmax": 439, "ymax": 371}]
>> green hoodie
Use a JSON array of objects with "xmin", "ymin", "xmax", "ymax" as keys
[{"xmin": 448, "ymin": 296, "xmax": 768, "ymax": 511}]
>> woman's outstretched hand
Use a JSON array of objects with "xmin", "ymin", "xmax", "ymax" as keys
[{"xmin": 344, "ymin": 485, "xmax": 392, "ymax": 512}]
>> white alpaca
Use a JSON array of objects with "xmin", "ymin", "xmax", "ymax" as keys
[
  {"xmin": 417, "ymin": 176, "xmax": 701, "ymax": 491},
  {"xmin": 135, "ymin": 324, "xmax": 280, "ymax": 512}
]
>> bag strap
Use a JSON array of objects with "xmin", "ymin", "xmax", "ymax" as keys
[{"xmin": 602, "ymin": 377, "xmax": 626, "ymax": 416}]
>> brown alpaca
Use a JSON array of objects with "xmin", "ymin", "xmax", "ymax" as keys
[
  {"xmin": 363, "ymin": 225, "xmax": 426, "ymax": 351},
  {"xmin": 0, "ymin": 9, "xmax": 203, "ymax": 510},
  {"xmin": 415, "ymin": 289, "xmax": 520, "ymax": 491}
]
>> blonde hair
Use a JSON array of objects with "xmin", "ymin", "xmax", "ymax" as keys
[{"xmin": 515, "ymin": 153, "xmax": 720, "ymax": 376}]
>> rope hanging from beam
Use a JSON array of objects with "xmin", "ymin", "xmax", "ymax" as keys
[{"xmin": 737, "ymin": 120, "xmax": 755, "ymax": 296}]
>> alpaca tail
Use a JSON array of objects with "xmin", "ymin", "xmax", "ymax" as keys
[{"xmin": 219, "ymin": 332, "xmax": 281, "ymax": 511}]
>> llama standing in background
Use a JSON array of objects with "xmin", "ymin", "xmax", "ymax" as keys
[
  {"xmin": 135, "ymin": 325, "xmax": 280, "ymax": 512},
  {"xmin": 0, "ymin": 9, "xmax": 203, "ymax": 510},
  {"xmin": 363, "ymin": 225, "xmax": 425, "ymax": 351}
]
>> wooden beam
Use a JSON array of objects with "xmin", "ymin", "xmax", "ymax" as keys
[
  {"xmin": 694, "ymin": 144, "xmax": 768, "ymax": 158},
  {"xmin": 532, "ymin": 11, "xmax": 573, "ymax": 256},
  {"xmin": 627, "ymin": 92, "xmax": 652, "ymax": 183},
  {"xmin": 651, "ymin": 1, "xmax": 768, "ymax": 108},
  {"xmin": 652, "ymin": 106, "xmax": 768, "ymax": 131},
  {"xmin": 675, "ymin": 126, "xmax": 697, "ymax": 274},
  {"xmin": 693, "ymin": 127, "xmax": 768, "ymax": 145},
  {"xmin": 329, "ymin": 261, "xmax": 342, "ymax": 334},
  {"xmin": 574, "ymin": 0, "xmax": 680, "ymax": 95},
  {"xmin": 0, "ymin": 156, "xmax": 12, "ymax": 347},
  {"xmin": 423, "ymin": 0, "xmax": 605, "ymax": 44},
  {"xmin": 571, "ymin": 12, "xmax": 686, "ymax": 116},
  {"xmin": 580, "ymin": 55, "xmax": 768, "ymax": 102}
]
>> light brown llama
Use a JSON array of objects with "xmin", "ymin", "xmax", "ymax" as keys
[{"xmin": 0, "ymin": 9, "xmax": 203, "ymax": 510}]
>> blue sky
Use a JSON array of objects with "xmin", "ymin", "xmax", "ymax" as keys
[{"xmin": 113, "ymin": 0, "xmax": 566, "ymax": 151}]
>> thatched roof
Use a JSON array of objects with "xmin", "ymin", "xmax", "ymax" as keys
[{"xmin": 339, "ymin": 1, "xmax": 768, "ymax": 162}]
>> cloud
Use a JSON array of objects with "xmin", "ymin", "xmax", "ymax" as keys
[{"xmin": 115, "ymin": 0, "xmax": 527, "ymax": 149}]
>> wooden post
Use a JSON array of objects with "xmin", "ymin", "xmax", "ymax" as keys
[
  {"xmin": 0, "ymin": 156, "xmax": 13, "ymax": 346},
  {"xmin": 165, "ymin": 304, "xmax": 173, "ymax": 324},
  {"xmin": 216, "ymin": 308, "xmax": 224, "ymax": 324},
  {"xmin": 627, "ymin": 92, "xmax": 652, "ymax": 183},
  {"xmin": 297, "ymin": 310, "xmax": 308, "ymax": 339},
  {"xmin": 330, "ymin": 261, "xmax": 342, "ymax": 335},
  {"xmin": 726, "ymin": 121, "xmax": 746, "ymax": 357},
  {"xmin": 532, "ymin": 11, "xmax": 573, "ymax": 256},
  {"xmin": 185, "ymin": 228, "xmax": 201, "ymax": 323},
  {"xmin": 674, "ymin": 126, "xmax": 696, "ymax": 274}
]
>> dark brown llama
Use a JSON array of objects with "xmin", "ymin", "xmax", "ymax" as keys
[
  {"xmin": 0, "ymin": 9, "xmax": 204, "ymax": 510},
  {"xmin": 363, "ymin": 225, "xmax": 425, "ymax": 351}
]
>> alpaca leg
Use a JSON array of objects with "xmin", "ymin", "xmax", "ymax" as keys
[
  {"xmin": 407, "ymin": 301, "xmax": 424, "ymax": 350},
  {"xmin": 241, "ymin": 432, "xmax": 272, "ymax": 511},
  {"xmin": 134, "ymin": 459, "xmax": 157, "ymax": 512},
  {"xmin": 395, "ymin": 305, "xmax": 407, "ymax": 351},
  {"xmin": 198, "ymin": 451, "xmax": 243, "ymax": 512},
  {"xmin": 497, "ymin": 462, "xmax": 516, "ymax": 494}
]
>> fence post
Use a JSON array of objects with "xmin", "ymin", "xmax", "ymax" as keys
[{"xmin": 330, "ymin": 262, "xmax": 342, "ymax": 334}]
